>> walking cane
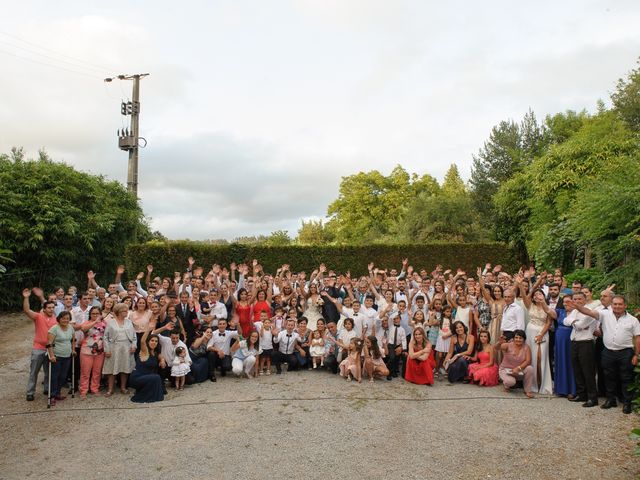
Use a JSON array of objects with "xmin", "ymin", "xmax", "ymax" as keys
[
  {"xmin": 47, "ymin": 351, "xmax": 52, "ymax": 409},
  {"xmin": 70, "ymin": 345, "xmax": 75, "ymax": 398}
]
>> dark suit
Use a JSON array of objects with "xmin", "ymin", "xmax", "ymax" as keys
[{"xmin": 176, "ymin": 303, "xmax": 198, "ymax": 345}]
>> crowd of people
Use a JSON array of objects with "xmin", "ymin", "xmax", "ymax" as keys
[{"xmin": 22, "ymin": 258, "xmax": 640, "ymax": 414}]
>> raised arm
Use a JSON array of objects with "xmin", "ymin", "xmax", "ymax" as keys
[
  {"xmin": 477, "ymin": 267, "xmax": 492, "ymax": 304},
  {"xmin": 22, "ymin": 289, "xmax": 38, "ymax": 320}
]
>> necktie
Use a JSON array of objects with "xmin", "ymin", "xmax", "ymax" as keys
[
  {"xmin": 183, "ymin": 304, "xmax": 187, "ymax": 316},
  {"xmin": 286, "ymin": 334, "xmax": 291, "ymax": 353},
  {"xmin": 393, "ymin": 326, "xmax": 398, "ymax": 346}
]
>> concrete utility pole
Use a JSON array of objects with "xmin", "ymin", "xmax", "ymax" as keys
[{"xmin": 104, "ymin": 73, "xmax": 149, "ymax": 197}]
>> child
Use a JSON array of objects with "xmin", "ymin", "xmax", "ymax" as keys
[
  {"xmin": 256, "ymin": 315, "xmax": 275, "ymax": 375},
  {"xmin": 309, "ymin": 329, "xmax": 325, "ymax": 368},
  {"xmin": 171, "ymin": 346, "xmax": 191, "ymax": 390},
  {"xmin": 435, "ymin": 305, "xmax": 453, "ymax": 376},
  {"xmin": 410, "ymin": 310, "xmax": 427, "ymax": 330},
  {"xmin": 339, "ymin": 337, "xmax": 363, "ymax": 382},
  {"xmin": 336, "ymin": 318, "xmax": 357, "ymax": 362}
]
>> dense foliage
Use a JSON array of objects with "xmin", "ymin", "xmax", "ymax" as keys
[
  {"xmin": 0, "ymin": 148, "xmax": 150, "ymax": 309},
  {"xmin": 124, "ymin": 241, "xmax": 518, "ymax": 280}
]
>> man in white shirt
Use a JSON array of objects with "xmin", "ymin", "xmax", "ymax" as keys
[
  {"xmin": 273, "ymin": 319, "xmax": 305, "ymax": 374},
  {"xmin": 206, "ymin": 319, "xmax": 238, "ymax": 380},
  {"xmin": 360, "ymin": 295, "xmax": 379, "ymax": 338},
  {"xmin": 157, "ymin": 329, "xmax": 192, "ymax": 386},
  {"xmin": 564, "ymin": 292, "xmax": 598, "ymax": 407},
  {"xmin": 385, "ymin": 315, "xmax": 407, "ymax": 380},
  {"xmin": 207, "ymin": 289, "xmax": 228, "ymax": 328},
  {"xmin": 501, "ymin": 289, "xmax": 525, "ymax": 341},
  {"xmin": 574, "ymin": 294, "xmax": 640, "ymax": 414}
]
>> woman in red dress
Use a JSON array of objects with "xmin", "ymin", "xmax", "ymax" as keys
[
  {"xmin": 405, "ymin": 327, "xmax": 434, "ymax": 385},
  {"xmin": 235, "ymin": 288, "xmax": 253, "ymax": 337},
  {"xmin": 468, "ymin": 330, "xmax": 499, "ymax": 386}
]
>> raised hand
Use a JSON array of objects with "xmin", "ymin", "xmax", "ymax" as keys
[
  {"xmin": 136, "ymin": 272, "xmax": 144, "ymax": 281},
  {"xmin": 188, "ymin": 256, "xmax": 195, "ymax": 267},
  {"xmin": 368, "ymin": 262, "xmax": 374, "ymax": 271},
  {"xmin": 32, "ymin": 287, "xmax": 44, "ymax": 298},
  {"xmin": 146, "ymin": 264, "xmax": 154, "ymax": 273},
  {"xmin": 87, "ymin": 270, "xmax": 96, "ymax": 280},
  {"xmin": 230, "ymin": 262, "xmax": 237, "ymax": 271},
  {"xmin": 22, "ymin": 288, "xmax": 31, "ymax": 298},
  {"xmin": 402, "ymin": 258, "xmax": 409, "ymax": 267},
  {"xmin": 117, "ymin": 265, "xmax": 125, "ymax": 275}
]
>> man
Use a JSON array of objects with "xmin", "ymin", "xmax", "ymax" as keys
[
  {"xmin": 594, "ymin": 288, "xmax": 613, "ymax": 396},
  {"xmin": 323, "ymin": 321, "xmax": 340, "ymax": 374},
  {"xmin": 206, "ymin": 289, "xmax": 228, "ymax": 328},
  {"xmin": 22, "ymin": 290, "xmax": 58, "ymax": 401},
  {"xmin": 394, "ymin": 279, "xmax": 409, "ymax": 304},
  {"xmin": 273, "ymin": 319, "xmax": 305, "ymax": 374},
  {"xmin": 71, "ymin": 292, "xmax": 91, "ymax": 386},
  {"xmin": 320, "ymin": 274, "xmax": 342, "ymax": 324},
  {"xmin": 501, "ymin": 289, "xmax": 525, "ymax": 341},
  {"xmin": 575, "ymin": 295, "xmax": 640, "ymax": 414},
  {"xmin": 385, "ymin": 314, "xmax": 407, "ymax": 380},
  {"xmin": 155, "ymin": 327, "xmax": 191, "ymax": 388},
  {"xmin": 176, "ymin": 291, "xmax": 197, "ymax": 345},
  {"xmin": 564, "ymin": 292, "xmax": 598, "ymax": 407},
  {"xmin": 206, "ymin": 319, "xmax": 238, "ymax": 380}
]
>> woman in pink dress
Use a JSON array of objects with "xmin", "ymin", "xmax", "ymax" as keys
[
  {"xmin": 468, "ymin": 330, "xmax": 499, "ymax": 386},
  {"xmin": 405, "ymin": 327, "xmax": 434, "ymax": 385},
  {"xmin": 499, "ymin": 330, "xmax": 535, "ymax": 398}
]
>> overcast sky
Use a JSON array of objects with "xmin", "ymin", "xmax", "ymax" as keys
[{"xmin": 1, "ymin": 1, "xmax": 639, "ymax": 240}]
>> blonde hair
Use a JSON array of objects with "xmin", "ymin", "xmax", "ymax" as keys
[{"xmin": 113, "ymin": 303, "xmax": 129, "ymax": 317}]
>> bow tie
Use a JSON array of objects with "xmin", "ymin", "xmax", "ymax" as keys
[
  {"xmin": 286, "ymin": 334, "xmax": 292, "ymax": 337},
  {"xmin": 219, "ymin": 333, "xmax": 225, "ymax": 337}
]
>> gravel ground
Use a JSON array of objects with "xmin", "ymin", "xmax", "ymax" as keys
[{"xmin": 1, "ymin": 312, "xmax": 638, "ymax": 480}]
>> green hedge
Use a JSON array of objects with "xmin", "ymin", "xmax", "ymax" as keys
[{"xmin": 124, "ymin": 241, "xmax": 519, "ymax": 278}]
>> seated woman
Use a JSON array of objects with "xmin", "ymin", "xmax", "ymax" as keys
[
  {"xmin": 404, "ymin": 327, "xmax": 434, "ymax": 385},
  {"xmin": 362, "ymin": 335, "xmax": 389, "ymax": 383},
  {"xmin": 231, "ymin": 330, "xmax": 260, "ymax": 378},
  {"xmin": 498, "ymin": 329, "xmax": 534, "ymax": 398},
  {"xmin": 444, "ymin": 321, "xmax": 475, "ymax": 383},
  {"xmin": 468, "ymin": 330, "xmax": 499, "ymax": 386},
  {"xmin": 188, "ymin": 327, "xmax": 213, "ymax": 383},
  {"xmin": 129, "ymin": 324, "xmax": 165, "ymax": 403}
]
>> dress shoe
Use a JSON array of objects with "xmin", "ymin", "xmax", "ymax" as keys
[
  {"xmin": 26, "ymin": 394, "xmax": 35, "ymax": 401},
  {"xmin": 386, "ymin": 375, "xmax": 392, "ymax": 381},
  {"xmin": 622, "ymin": 404, "xmax": 633, "ymax": 414},
  {"xmin": 568, "ymin": 396, "xmax": 586, "ymax": 402},
  {"xmin": 209, "ymin": 376, "xmax": 217, "ymax": 382},
  {"xmin": 601, "ymin": 399, "xmax": 618, "ymax": 409},
  {"xmin": 582, "ymin": 400, "xmax": 598, "ymax": 408}
]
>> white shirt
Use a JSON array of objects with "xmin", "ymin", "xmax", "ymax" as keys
[
  {"xmin": 254, "ymin": 322, "xmax": 273, "ymax": 350},
  {"xmin": 273, "ymin": 330, "xmax": 300, "ymax": 354},
  {"xmin": 360, "ymin": 306, "xmax": 379, "ymax": 337},
  {"xmin": 209, "ymin": 301, "xmax": 228, "ymax": 326},
  {"xmin": 71, "ymin": 305, "xmax": 90, "ymax": 345},
  {"xmin": 158, "ymin": 336, "xmax": 191, "ymax": 366},
  {"xmin": 387, "ymin": 324, "xmax": 407, "ymax": 350},
  {"xmin": 564, "ymin": 310, "xmax": 596, "ymax": 341},
  {"xmin": 598, "ymin": 309, "xmax": 640, "ymax": 350},
  {"xmin": 337, "ymin": 329, "xmax": 357, "ymax": 354},
  {"xmin": 501, "ymin": 302, "xmax": 525, "ymax": 332},
  {"xmin": 207, "ymin": 329, "xmax": 239, "ymax": 355}
]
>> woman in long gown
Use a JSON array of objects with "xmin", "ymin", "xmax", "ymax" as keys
[
  {"xmin": 477, "ymin": 268, "xmax": 504, "ymax": 345},
  {"xmin": 553, "ymin": 296, "xmax": 576, "ymax": 397},
  {"xmin": 129, "ymin": 325, "xmax": 165, "ymax": 403},
  {"xmin": 235, "ymin": 289, "xmax": 253, "ymax": 337},
  {"xmin": 300, "ymin": 283, "xmax": 323, "ymax": 331},
  {"xmin": 445, "ymin": 321, "xmax": 475, "ymax": 383},
  {"xmin": 519, "ymin": 274, "xmax": 556, "ymax": 395}
]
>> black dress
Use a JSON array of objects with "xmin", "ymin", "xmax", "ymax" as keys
[
  {"xmin": 129, "ymin": 355, "xmax": 164, "ymax": 403},
  {"xmin": 447, "ymin": 337, "xmax": 470, "ymax": 383}
]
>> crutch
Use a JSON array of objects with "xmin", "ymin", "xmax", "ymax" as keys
[{"xmin": 47, "ymin": 351, "xmax": 52, "ymax": 409}]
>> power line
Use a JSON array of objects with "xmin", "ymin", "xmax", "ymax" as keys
[
  {"xmin": 0, "ymin": 38, "xmax": 109, "ymax": 75},
  {"xmin": 0, "ymin": 48, "xmax": 102, "ymax": 80},
  {"xmin": 0, "ymin": 30, "xmax": 116, "ymax": 73}
]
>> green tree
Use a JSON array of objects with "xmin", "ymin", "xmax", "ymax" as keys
[
  {"xmin": 611, "ymin": 57, "xmax": 640, "ymax": 131},
  {"xmin": 327, "ymin": 165, "xmax": 438, "ymax": 244},
  {"xmin": 263, "ymin": 230, "xmax": 292, "ymax": 246},
  {"xmin": 0, "ymin": 148, "xmax": 150, "ymax": 308},
  {"xmin": 296, "ymin": 219, "xmax": 334, "ymax": 245}
]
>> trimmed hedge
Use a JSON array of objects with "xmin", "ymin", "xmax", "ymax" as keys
[{"xmin": 124, "ymin": 241, "xmax": 519, "ymax": 278}]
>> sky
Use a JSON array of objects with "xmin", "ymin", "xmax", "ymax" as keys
[{"xmin": 1, "ymin": 0, "xmax": 639, "ymax": 240}]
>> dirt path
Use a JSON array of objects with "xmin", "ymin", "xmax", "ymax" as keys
[{"xmin": 0, "ymin": 312, "xmax": 638, "ymax": 480}]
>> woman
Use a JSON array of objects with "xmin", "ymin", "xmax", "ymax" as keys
[
  {"xmin": 468, "ymin": 330, "xmax": 498, "ymax": 386},
  {"xmin": 129, "ymin": 297, "xmax": 152, "ymax": 351},
  {"xmin": 445, "ymin": 321, "xmax": 475, "ymax": 383},
  {"xmin": 554, "ymin": 295, "xmax": 576, "ymax": 398},
  {"xmin": 404, "ymin": 327, "xmax": 434, "ymax": 385},
  {"xmin": 102, "ymin": 297, "xmax": 115, "ymax": 321},
  {"xmin": 46, "ymin": 311, "xmax": 76, "ymax": 405},
  {"xmin": 189, "ymin": 327, "xmax": 213, "ymax": 383},
  {"xmin": 231, "ymin": 330, "xmax": 260, "ymax": 378},
  {"xmin": 78, "ymin": 306, "xmax": 107, "ymax": 399},
  {"xmin": 477, "ymin": 268, "xmax": 504, "ymax": 345},
  {"xmin": 288, "ymin": 295, "xmax": 305, "ymax": 319},
  {"xmin": 251, "ymin": 288, "xmax": 272, "ymax": 323},
  {"xmin": 499, "ymin": 330, "xmax": 534, "ymax": 398},
  {"xmin": 102, "ymin": 303, "xmax": 136, "ymax": 396},
  {"xmin": 157, "ymin": 305, "xmax": 187, "ymax": 340},
  {"xmin": 475, "ymin": 284, "xmax": 492, "ymax": 334},
  {"xmin": 295, "ymin": 317, "xmax": 311, "ymax": 370},
  {"xmin": 520, "ymin": 276, "xmax": 555, "ymax": 395},
  {"xmin": 235, "ymin": 288, "xmax": 253, "ymax": 336},
  {"xmin": 129, "ymin": 324, "xmax": 165, "ymax": 403},
  {"xmin": 219, "ymin": 283, "xmax": 235, "ymax": 319},
  {"xmin": 363, "ymin": 335, "xmax": 389, "ymax": 382},
  {"xmin": 300, "ymin": 283, "xmax": 323, "ymax": 331}
]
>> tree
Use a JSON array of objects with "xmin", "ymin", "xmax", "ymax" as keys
[
  {"xmin": 263, "ymin": 230, "xmax": 292, "ymax": 247},
  {"xmin": 611, "ymin": 57, "xmax": 640, "ymax": 131},
  {"xmin": 327, "ymin": 165, "xmax": 438, "ymax": 244},
  {"xmin": 470, "ymin": 110, "xmax": 548, "ymax": 231},
  {"xmin": 0, "ymin": 148, "xmax": 150, "ymax": 308},
  {"xmin": 296, "ymin": 219, "xmax": 334, "ymax": 245}
]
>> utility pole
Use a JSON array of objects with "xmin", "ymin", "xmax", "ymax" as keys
[{"xmin": 104, "ymin": 73, "xmax": 149, "ymax": 197}]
